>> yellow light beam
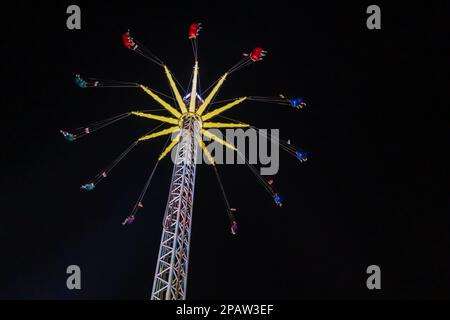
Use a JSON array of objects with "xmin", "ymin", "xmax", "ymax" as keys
[
  {"xmin": 189, "ymin": 61, "xmax": 199, "ymax": 113},
  {"xmin": 196, "ymin": 135, "xmax": 215, "ymax": 166},
  {"xmin": 196, "ymin": 73, "xmax": 228, "ymax": 115},
  {"xmin": 201, "ymin": 97, "xmax": 247, "ymax": 121},
  {"xmin": 202, "ymin": 129, "xmax": 237, "ymax": 151},
  {"xmin": 139, "ymin": 84, "xmax": 181, "ymax": 118},
  {"xmin": 163, "ymin": 65, "xmax": 188, "ymax": 114},
  {"xmin": 138, "ymin": 126, "xmax": 180, "ymax": 142},
  {"xmin": 202, "ymin": 122, "xmax": 250, "ymax": 129},
  {"xmin": 131, "ymin": 111, "xmax": 179, "ymax": 125},
  {"xmin": 158, "ymin": 133, "xmax": 181, "ymax": 160}
]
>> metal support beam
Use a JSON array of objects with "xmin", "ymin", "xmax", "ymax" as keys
[{"xmin": 151, "ymin": 115, "xmax": 200, "ymax": 300}]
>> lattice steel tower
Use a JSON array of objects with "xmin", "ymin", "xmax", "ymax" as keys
[{"xmin": 151, "ymin": 63, "xmax": 202, "ymax": 300}]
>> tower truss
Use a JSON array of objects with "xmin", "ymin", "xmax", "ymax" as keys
[{"xmin": 151, "ymin": 115, "xmax": 200, "ymax": 300}]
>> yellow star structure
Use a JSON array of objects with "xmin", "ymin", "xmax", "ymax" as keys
[{"xmin": 131, "ymin": 63, "xmax": 249, "ymax": 164}]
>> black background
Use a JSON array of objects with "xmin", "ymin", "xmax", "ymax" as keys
[{"xmin": 1, "ymin": 1, "xmax": 449, "ymax": 299}]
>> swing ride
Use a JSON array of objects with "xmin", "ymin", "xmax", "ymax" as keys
[{"xmin": 62, "ymin": 23, "xmax": 308, "ymax": 300}]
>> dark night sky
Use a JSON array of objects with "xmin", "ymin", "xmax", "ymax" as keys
[{"xmin": 1, "ymin": 1, "xmax": 449, "ymax": 299}]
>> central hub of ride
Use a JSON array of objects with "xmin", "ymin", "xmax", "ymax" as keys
[{"xmin": 179, "ymin": 112, "xmax": 202, "ymax": 128}]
